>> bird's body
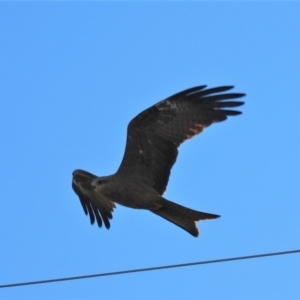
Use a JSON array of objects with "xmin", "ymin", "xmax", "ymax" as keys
[{"xmin": 72, "ymin": 85, "xmax": 245, "ymax": 237}]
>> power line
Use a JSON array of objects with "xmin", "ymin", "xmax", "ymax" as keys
[{"xmin": 1, "ymin": 249, "xmax": 299, "ymax": 289}]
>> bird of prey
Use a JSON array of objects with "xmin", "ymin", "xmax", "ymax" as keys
[{"xmin": 72, "ymin": 85, "xmax": 245, "ymax": 237}]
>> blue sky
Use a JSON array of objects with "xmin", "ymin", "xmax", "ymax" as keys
[{"xmin": 1, "ymin": 2, "xmax": 300, "ymax": 299}]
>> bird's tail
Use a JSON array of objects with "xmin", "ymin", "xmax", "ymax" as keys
[{"xmin": 150, "ymin": 198, "xmax": 220, "ymax": 237}]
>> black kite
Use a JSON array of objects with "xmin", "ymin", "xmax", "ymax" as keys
[{"xmin": 72, "ymin": 85, "xmax": 245, "ymax": 237}]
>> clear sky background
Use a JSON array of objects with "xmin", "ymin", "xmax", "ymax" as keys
[{"xmin": 1, "ymin": 2, "xmax": 300, "ymax": 299}]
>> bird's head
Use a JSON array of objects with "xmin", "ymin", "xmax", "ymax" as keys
[
  {"xmin": 72, "ymin": 169, "xmax": 96, "ymax": 190},
  {"xmin": 72, "ymin": 169, "xmax": 110, "ymax": 194},
  {"xmin": 91, "ymin": 177, "xmax": 110, "ymax": 193}
]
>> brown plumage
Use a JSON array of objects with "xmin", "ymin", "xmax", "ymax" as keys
[{"xmin": 72, "ymin": 85, "xmax": 245, "ymax": 237}]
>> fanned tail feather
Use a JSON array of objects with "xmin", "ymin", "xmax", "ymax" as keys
[{"xmin": 150, "ymin": 198, "xmax": 219, "ymax": 237}]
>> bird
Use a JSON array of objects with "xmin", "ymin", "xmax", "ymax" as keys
[{"xmin": 72, "ymin": 85, "xmax": 245, "ymax": 237}]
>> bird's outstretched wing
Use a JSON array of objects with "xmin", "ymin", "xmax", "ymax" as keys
[
  {"xmin": 72, "ymin": 170, "xmax": 116, "ymax": 229},
  {"xmin": 116, "ymin": 85, "xmax": 245, "ymax": 195}
]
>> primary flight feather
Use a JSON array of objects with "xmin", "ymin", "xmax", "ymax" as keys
[{"xmin": 72, "ymin": 85, "xmax": 245, "ymax": 237}]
